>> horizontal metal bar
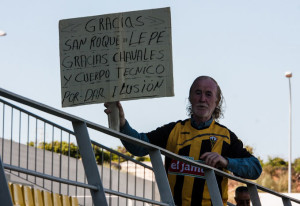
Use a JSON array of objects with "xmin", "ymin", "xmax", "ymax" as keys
[
  {"xmin": 158, "ymin": 150, "xmax": 300, "ymax": 204},
  {"xmin": 1, "ymin": 97, "xmax": 150, "ymax": 171},
  {"xmin": 2, "ymin": 88, "xmax": 300, "ymax": 204},
  {"xmin": 0, "ymin": 88, "xmax": 85, "ymax": 122},
  {"xmin": 104, "ymin": 188, "xmax": 169, "ymax": 206},
  {"xmin": 3, "ymin": 164, "xmax": 98, "ymax": 190},
  {"xmin": 4, "ymin": 164, "xmax": 165, "ymax": 205},
  {"xmin": 91, "ymin": 140, "xmax": 153, "ymax": 170},
  {"xmin": 0, "ymin": 88, "xmax": 166, "ymax": 151},
  {"xmin": 0, "ymin": 98, "xmax": 75, "ymax": 135},
  {"xmin": 4, "ymin": 163, "xmax": 165, "ymax": 205}
]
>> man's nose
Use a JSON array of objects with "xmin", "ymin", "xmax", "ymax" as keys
[{"xmin": 199, "ymin": 94, "xmax": 206, "ymax": 101}]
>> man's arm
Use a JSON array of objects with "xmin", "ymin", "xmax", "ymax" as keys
[
  {"xmin": 227, "ymin": 156, "xmax": 262, "ymax": 180},
  {"xmin": 226, "ymin": 130, "xmax": 262, "ymax": 179},
  {"xmin": 104, "ymin": 102, "xmax": 149, "ymax": 156},
  {"xmin": 120, "ymin": 120, "xmax": 150, "ymax": 156},
  {"xmin": 200, "ymin": 152, "xmax": 262, "ymax": 179}
]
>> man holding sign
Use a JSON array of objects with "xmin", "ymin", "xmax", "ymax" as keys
[{"xmin": 104, "ymin": 75, "xmax": 262, "ymax": 206}]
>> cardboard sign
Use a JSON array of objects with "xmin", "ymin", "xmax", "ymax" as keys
[{"xmin": 59, "ymin": 7, "xmax": 173, "ymax": 107}]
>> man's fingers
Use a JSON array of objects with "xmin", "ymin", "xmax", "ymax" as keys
[
  {"xmin": 104, "ymin": 102, "xmax": 110, "ymax": 108},
  {"xmin": 104, "ymin": 101, "xmax": 126, "ymax": 127},
  {"xmin": 104, "ymin": 108, "xmax": 111, "ymax": 114},
  {"xmin": 206, "ymin": 154, "xmax": 218, "ymax": 167},
  {"xmin": 200, "ymin": 152, "xmax": 227, "ymax": 168}
]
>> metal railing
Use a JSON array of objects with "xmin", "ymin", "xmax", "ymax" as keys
[
  {"xmin": 1, "ymin": 87, "xmax": 300, "ymax": 206},
  {"xmin": 0, "ymin": 92, "xmax": 160, "ymax": 206}
]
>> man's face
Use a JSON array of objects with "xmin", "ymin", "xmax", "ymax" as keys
[
  {"xmin": 235, "ymin": 192, "xmax": 251, "ymax": 206},
  {"xmin": 189, "ymin": 78, "xmax": 218, "ymax": 123}
]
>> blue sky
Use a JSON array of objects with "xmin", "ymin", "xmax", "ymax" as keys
[{"xmin": 1, "ymin": 0, "xmax": 300, "ymax": 162}]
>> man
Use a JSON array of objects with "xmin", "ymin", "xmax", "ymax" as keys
[
  {"xmin": 235, "ymin": 186, "xmax": 251, "ymax": 206},
  {"xmin": 104, "ymin": 76, "xmax": 262, "ymax": 206}
]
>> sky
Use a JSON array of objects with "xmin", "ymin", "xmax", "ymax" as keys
[{"xmin": 1, "ymin": 0, "xmax": 300, "ymax": 163}]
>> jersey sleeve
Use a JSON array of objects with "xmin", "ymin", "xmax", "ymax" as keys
[
  {"xmin": 120, "ymin": 120, "xmax": 176, "ymax": 156},
  {"xmin": 226, "ymin": 130, "xmax": 252, "ymax": 158},
  {"xmin": 146, "ymin": 121, "xmax": 177, "ymax": 149},
  {"xmin": 226, "ymin": 130, "xmax": 262, "ymax": 179},
  {"xmin": 120, "ymin": 120, "xmax": 150, "ymax": 156},
  {"xmin": 227, "ymin": 156, "xmax": 262, "ymax": 179}
]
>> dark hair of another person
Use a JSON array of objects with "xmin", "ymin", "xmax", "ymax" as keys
[
  {"xmin": 235, "ymin": 186, "xmax": 249, "ymax": 197},
  {"xmin": 187, "ymin": 76, "xmax": 224, "ymax": 120}
]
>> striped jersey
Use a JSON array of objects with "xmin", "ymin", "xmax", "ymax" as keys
[{"xmin": 146, "ymin": 119, "xmax": 252, "ymax": 206}]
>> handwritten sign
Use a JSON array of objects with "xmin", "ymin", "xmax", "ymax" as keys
[{"xmin": 59, "ymin": 7, "xmax": 173, "ymax": 107}]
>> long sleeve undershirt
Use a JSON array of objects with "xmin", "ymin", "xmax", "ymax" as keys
[{"xmin": 120, "ymin": 120, "xmax": 262, "ymax": 180}]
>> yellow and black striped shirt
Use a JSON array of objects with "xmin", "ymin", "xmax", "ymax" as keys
[{"xmin": 147, "ymin": 119, "xmax": 252, "ymax": 206}]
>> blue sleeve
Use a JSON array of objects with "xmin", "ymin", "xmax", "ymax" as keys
[
  {"xmin": 120, "ymin": 120, "xmax": 150, "ymax": 157},
  {"xmin": 227, "ymin": 156, "xmax": 262, "ymax": 179}
]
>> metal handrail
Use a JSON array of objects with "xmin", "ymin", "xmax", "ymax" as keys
[
  {"xmin": 0, "ymin": 98, "xmax": 73, "ymax": 134},
  {"xmin": 91, "ymin": 140, "xmax": 153, "ymax": 170},
  {"xmin": 1, "ymin": 87, "xmax": 300, "ymax": 205},
  {"xmin": 3, "ymin": 163, "xmax": 165, "ymax": 206},
  {"xmin": 0, "ymin": 96, "xmax": 152, "ymax": 171},
  {"xmin": 3, "ymin": 163, "xmax": 98, "ymax": 190},
  {"xmin": 1, "ymin": 94, "xmax": 158, "ymax": 205}
]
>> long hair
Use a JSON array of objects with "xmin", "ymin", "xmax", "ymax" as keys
[{"xmin": 187, "ymin": 76, "xmax": 224, "ymax": 120}]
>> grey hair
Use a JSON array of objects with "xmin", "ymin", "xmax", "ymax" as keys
[{"xmin": 187, "ymin": 76, "xmax": 224, "ymax": 120}]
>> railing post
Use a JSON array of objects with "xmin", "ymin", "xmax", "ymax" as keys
[
  {"xmin": 247, "ymin": 184, "xmax": 261, "ymax": 206},
  {"xmin": 282, "ymin": 197, "xmax": 292, "ymax": 206},
  {"xmin": 72, "ymin": 121, "xmax": 108, "ymax": 206},
  {"xmin": 149, "ymin": 149, "xmax": 175, "ymax": 206},
  {"xmin": 204, "ymin": 169, "xmax": 223, "ymax": 206},
  {"xmin": 0, "ymin": 156, "xmax": 13, "ymax": 206}
]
